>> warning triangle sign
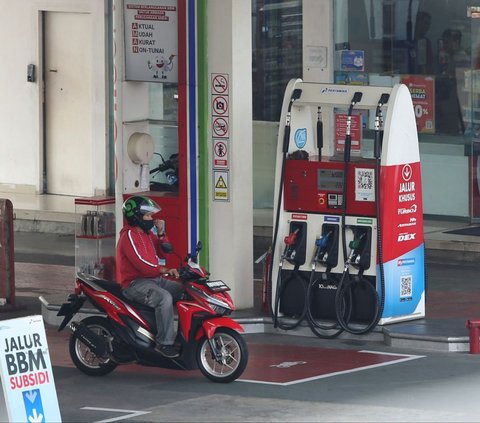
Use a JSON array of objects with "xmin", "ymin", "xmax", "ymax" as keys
[{"xmin": 215, "ymin": 175, "xmax": 227, "ymax": 189}]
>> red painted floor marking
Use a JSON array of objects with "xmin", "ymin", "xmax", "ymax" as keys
[
  {"xmin": 47, "ymin": 329, "xmax": 424, "ymax": 385},
  {"xmin": 239, "ymin": 343, "xmax": 424, "ymax": 385}
]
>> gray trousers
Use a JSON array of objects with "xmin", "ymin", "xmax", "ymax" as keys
[{"xmin": 122, "ymin": 277, "xmax": 183, "ymax": 346}]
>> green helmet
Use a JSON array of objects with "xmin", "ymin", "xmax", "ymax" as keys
[{"xmin": 122, "ymin": 195, "xmax": 161, "ymax": 231}]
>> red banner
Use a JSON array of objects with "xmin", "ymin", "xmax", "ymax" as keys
[{"xmin": 401, "ymin": 75, "xmax": 435, "ymax": 134}]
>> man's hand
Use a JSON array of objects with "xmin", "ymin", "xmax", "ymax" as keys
[
  {"xmin": 153, "ymin": 219, "xmax": 165, "ymax": 237},
  {"xmin": 166, "ymin": 268, "xmax": 179, "ymax": 278}
]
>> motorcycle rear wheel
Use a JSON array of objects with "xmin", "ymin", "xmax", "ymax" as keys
[
  {"xmin": 197, "ymin": 328, "xmax": 248, "ymax": 383},
  {"xmin": 69, "ymin": 316, "xmax": 118, "ymax": 376}
]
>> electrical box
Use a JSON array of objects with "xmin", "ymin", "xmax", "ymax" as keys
[{"xmin": 75, "ymin": 197, "xmax": 116, "ymax": 280}]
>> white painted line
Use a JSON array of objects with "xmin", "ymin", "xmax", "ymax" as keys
[
  {"xmin": 81, "ymin": 407, "xmax": 151, "ymax": 423},
  {"xmin": 359, "ymin": 350, "xmax": 426, "ymax": 358},
  {"xmin": 238, "ymin": 351, "xmax": 425, "ymax": 386}
]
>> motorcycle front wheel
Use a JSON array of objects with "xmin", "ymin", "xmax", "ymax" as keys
[
  {"xmin": 197, "ymin": 327, "xmax": 248, "ymax": 383},
  {"xmin": 69, "ymin": 316, "xmax": 118, "ymax": 376}
]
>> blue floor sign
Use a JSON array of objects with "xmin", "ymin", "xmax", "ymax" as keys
[{"xmin": 23, "ymin": 389, "xmax": 44, "ymax": 422}]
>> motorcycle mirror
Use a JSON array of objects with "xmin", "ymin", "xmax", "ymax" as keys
[{"xmin": 196, "ymin": 241, "xmax": 203, "ymax": 252}]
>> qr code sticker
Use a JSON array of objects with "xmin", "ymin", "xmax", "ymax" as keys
[
  {"xmin": 355, "ymin": 168, "xmax": 375, "ymax": 202},
  {"xmin": 400, "ymin": 275, "xmax": 413, "ymax": 298},
  {"xmin": 357, "ymin": 169, "xmax": 373, "ymax": 190}
]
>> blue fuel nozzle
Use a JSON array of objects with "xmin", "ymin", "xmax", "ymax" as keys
[{"xmin": 316, "ymin": 232, "xmax": 331, "ymax": 249}]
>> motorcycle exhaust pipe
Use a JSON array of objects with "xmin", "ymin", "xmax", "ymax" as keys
[{"xmin": 70, "ymin": 321, "xmax": 110, "ymax": 358}]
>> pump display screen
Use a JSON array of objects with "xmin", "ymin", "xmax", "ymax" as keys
[{"xmin": 317, "ymin": 169, "xmax": 344, "ymax": 192}]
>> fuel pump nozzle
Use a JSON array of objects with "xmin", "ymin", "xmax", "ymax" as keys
[
  {"xmin": 313, "ymin": 231, "xmax": 332, "ymax": 264},
  {"xmin": 344, "ymin": 92, "xmax": 363, "ymax": 164},
  {"xmin": 347, "ymin": 231, "xmax": 367, "ymax": 267},
  {"xmin": 341, "ymin": 91, "xmax": 363, "ymax": 262},
  {"xmin": 317, "ymin": 107, "xmax": 323, "ymax": 160},
  {"xmin": 282, "ymin": 89, "xmax": 303, "ymax": 153},
  {"xmin": 374, "ymin": 93, "xmax": 390, "ymax": 159},
  {"xmin": 282, "ymin": 228, "xmax": 300, "ymax": 262}
]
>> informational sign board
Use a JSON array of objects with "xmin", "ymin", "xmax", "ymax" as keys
[
  {"xmin": 335, "ymin": 113, "xmax": 362, "ymax": 153},
  {"xmin": 211, "ymin": 73, "xmax": 230, "ymax": 201},
  {"xmin": 339, "ymin": 50, "xmax": 365, "ymax": 71},
  {"xmin": 401, "ymin": 75, "xmax": 435, "ymax": 134},
  {"xmin": 124, "ymin": 0, "xmax": 178, "ymax": 82},
  {"xmin": 0, "ymin": 315, "xmax": 61, "ymax": 422},
  {"xmin": 213, "ymin": 139, "xmax": 229, "ymax": 169},
  {"xmin": 213, "ymin": 170, "xmax": 229, "ymax": 201}
]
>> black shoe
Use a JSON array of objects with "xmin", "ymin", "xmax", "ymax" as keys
[{"xmin": 155, "ymin": 344, "xmax": 180, "ymax": 358}]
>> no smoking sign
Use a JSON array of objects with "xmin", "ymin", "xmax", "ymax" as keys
[{"xmin": 212, "ymin": 74, "xmax": 229, "ymax": 94}]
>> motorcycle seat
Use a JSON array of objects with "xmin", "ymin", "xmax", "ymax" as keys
[
  {"xmin": 92, "ymin": 278, "xmax": 123, "ymax": 297},
  {"xmin": 93, "ymin": 279, "xmax": 155, "ymax": 312},
  {"xmin": 76, "ymin": 273, "xmax": 157, "ymax": 313}
]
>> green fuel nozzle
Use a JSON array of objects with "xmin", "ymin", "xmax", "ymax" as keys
[{"xmin": 349, "ymin": 238, "xmax": 362, "ymax": 251}]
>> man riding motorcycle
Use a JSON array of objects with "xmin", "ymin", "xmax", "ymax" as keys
[{"xmin": 116, "ymin": 195, "xmax": 183, "ymax": 358}]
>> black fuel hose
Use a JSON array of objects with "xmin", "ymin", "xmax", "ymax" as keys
[
  {"xmin": 334, "ymin": 93, "xmax": 389, "ymax": 335},
  {"xmin": 274, "ymin": 265, "xmax": 309, "ymax": 330},
  {"xmin": 334, "ymin": 91, "xmax": 379, "ymax": 334},
  {"xmin": 269, "ymin": 89, "xmax": 303, "ymax": 329},
  {"xmin": 306, "ymin": 269, "xmax": 345, "ymax": 339},
  {"xmin": 304, "ymin": 233, "xmax": 345, "ymax": 338}
]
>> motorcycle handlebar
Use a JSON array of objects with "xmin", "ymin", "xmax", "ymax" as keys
[{"xmin": 150, "ymin": 160, "xmax": 174, "ymax": 174}]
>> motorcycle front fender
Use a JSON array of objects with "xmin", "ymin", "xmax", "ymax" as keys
[{"xmin": 195, "ymin": 317, "xmax": 244, "ymax": 341}]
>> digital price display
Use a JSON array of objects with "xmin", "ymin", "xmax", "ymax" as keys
[{"xmin": 318, "ymin": 169, "xmax": 344, "ymax": 192}]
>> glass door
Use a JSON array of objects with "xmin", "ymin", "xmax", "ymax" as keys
[
  {"xmin": 148, "ymin": 83, "xmax": 179, "ymax": 193},
  {"xmin": 468, "ymin": 6, "xmax": 480, "ymax": 221}
]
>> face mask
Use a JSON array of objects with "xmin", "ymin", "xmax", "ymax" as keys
[{"xmin": 139, "ymin": 219, "xmax": 155, "ymax": 232}]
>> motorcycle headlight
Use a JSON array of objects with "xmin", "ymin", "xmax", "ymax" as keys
[
  {"xmin": 189, "ymin": 285, "xmax": 231, "ymax": 315},
  {"xmin": 210, "ymin": 304, "xmax": 232, "ymax": 316}
]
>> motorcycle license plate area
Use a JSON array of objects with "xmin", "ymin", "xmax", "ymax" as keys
[{"xmin": 205, "ymin": 280, "xmax": 230, "ymax": 292}]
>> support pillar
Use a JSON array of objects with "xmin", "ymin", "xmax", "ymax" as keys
[
  {"xmin": 303, "ymin": 0, "xmax": 334, "ymax": 83},
  {"xmin": 206, "ymin": 0, "xmax": 253, "ymax": 309}
]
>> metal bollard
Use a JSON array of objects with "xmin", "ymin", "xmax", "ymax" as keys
[
  {"xmin": 466, "ymin": 319, "xmax": 480, "ymax": 354},
  {"xmin": 0, "ymin": 199, "xmax": 15, "ymax": 306}
]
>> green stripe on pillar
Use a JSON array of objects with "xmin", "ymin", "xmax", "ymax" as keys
[{"xmin": 197, "ymin": 0, "xmax": 209, "ymax": 266}]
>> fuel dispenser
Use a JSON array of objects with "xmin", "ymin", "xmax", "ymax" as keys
[{"xmin": 270, "ymin": 80, "xmax": 425, "ymax": 337}]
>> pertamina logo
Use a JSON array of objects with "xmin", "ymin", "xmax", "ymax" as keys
[
  {"xmin": 402, "ymin": 164, "xmax": 412, "ymax": 181},
  {"xmin": 321, "ymin": 87, "xmax": 348, "ymax": 94},
  {"xmin": 397, "ymin": 258, "xmax": 415, "ymax": 266}
]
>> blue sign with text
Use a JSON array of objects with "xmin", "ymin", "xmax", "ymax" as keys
[{"xmin": 23, "ymin": 389, "xmax": 45, "ymax": 422}]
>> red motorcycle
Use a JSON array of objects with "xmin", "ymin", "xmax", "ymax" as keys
[{"xmin": 57, "ymin": 242, "xmax": 249, "ymax": 383}]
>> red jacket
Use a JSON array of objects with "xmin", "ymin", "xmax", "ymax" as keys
[{"xmin": 116, "ymin": 225, "xmax": 170, "ymax": 288}]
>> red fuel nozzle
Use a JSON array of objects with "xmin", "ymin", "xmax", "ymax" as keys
[{"xmin": 284, "ymin": 229, "xmax": 299, "ymax": 246}]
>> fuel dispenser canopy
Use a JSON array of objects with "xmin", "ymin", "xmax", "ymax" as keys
[{"xmin": 270, "ymin": 80, "xmax": 425, "ymax": 335}]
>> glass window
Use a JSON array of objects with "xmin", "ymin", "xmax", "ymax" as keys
[
  {"xmin": 335, "ymin": 0, "xmax": 473, "ymax": 138},
  {"xmin": 252, "ymin": 0, "xmax": 303, "ymax": 121},
  {"xmin": 332, "ymin": 0, "xmax": 477, "ymax": 218}
]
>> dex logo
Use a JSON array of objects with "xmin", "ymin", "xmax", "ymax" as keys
[{"xmin": 398, "ymin": 233, "xmax": 416, "ymax": 242}]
